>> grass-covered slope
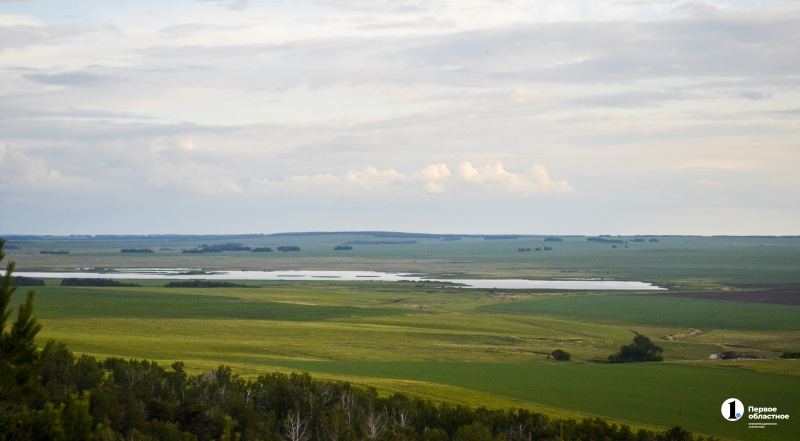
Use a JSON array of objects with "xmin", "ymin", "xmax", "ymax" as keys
[
  {"xmin": 263, "ymin": 361, "xmax": 800, "ymax": 441},
  {"xmin": 23, "ymin": 281, "xmax": 799, "ymax": 441},
  {"xmin": 487, "ymin": 295, "xmax": 800, "ymax": 331},
  {"xmin": 27, "ymin": 286, "xmax": 415, "ymax": 321}
]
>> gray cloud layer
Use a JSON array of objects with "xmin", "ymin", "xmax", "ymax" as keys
[{"xmin": 0, "ymin": 1, "xmax": 798, "ymax": 234}]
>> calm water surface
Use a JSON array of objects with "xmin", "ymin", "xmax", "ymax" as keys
[{"xmin": 11, "ymin": 269, "xmax": 664, "ymax": 290}]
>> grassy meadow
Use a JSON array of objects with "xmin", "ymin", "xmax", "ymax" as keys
[
  {"xmin": 486, "ymin": 295, "xmax": 800, "ymax": 331},
  {"xmin": 4, "ymin": 233, "xmax": 800, "ymax": 440}
]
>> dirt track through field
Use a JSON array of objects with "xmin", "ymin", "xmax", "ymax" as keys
[{"xmin": 653, "ymin": 284, "xmax": 800, "ymax": 306}]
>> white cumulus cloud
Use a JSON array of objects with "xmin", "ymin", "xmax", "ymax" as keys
[
  {"xmin": 248, "ymin": 162, "xmax": 569, "ymax": 196},
  {"xmin": 345, "ymin": 166, "xmax": 406, "ymax": 186},
  {"xmin": 456, "ymin": 162, "xmax": 570, "ymax": 194},
  {"xmin": 412, "ymin": 163, "xmax": 450, "ymax": 181}
]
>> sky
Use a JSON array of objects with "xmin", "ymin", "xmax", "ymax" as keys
[{"xmin": 1, "ymin": 0, "xmax": 799, "ymax": 235}]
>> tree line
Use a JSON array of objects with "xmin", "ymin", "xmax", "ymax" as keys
[
  {"xmin": 60, "ymin": 279, "xmax": 141, "ymax": 288},
  {"xmin": 184, "ymin": 243, "xmax": 254, "ymax": 253},
  {"xmin": 10, "ymin": 276, "xmax": 46, "ymax": 286}
]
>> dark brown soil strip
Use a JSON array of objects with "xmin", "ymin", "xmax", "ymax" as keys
[{"xmin": 652, "ymin": 284, "xmax": 800, "ymax": 306}]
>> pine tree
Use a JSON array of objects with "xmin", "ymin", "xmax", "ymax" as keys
[{"xmin": 0, "ymin": 238, "xmax": 50, "ymax": 405}]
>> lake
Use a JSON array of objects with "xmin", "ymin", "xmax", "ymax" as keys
[{"xmin": 10, "ymin": 269, "xmax": 664, "ymax": 290}]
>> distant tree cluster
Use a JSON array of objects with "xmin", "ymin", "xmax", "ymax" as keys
[
  {"xmin": 60, "ymin": 278, "xmax": 141, "ymax": 288},
  {"xmin": 344, "ymin": 241, "xmax": 416, "ymax": 245},
  {"xmin": 252, "ymin": 247, "xmax": 274, "ymax": 252},
  {"xmin": 517, "ymin": 248, "xmax": 531, "ymax": 252},
  {"xmin": 164, "ymin": 280, "xmax": 252, "ymax": 288},
  {"xmin": 40, "ymin": 250, "xmax": 69, "ymax": 255},
  {"xmin": 587, "ymin": 238, "xmax": 624, "ymax": 244},
  {"xmin": 551, "ymin": 349, "xmax": 571, "ymax": 361},
  {"xmin": 543, "ymin": 237, "xmax": 563, "ymax": 242},
  {"xmin": 780, "ymin": 351, "xmax": 800, "ymax": 359},
  {"xmin": 278, "ymin": 246, "xmax": 301, "ymax": 252},
  {"xmin": 483, "ymin": 235, "xmax": 520, "ymax": 240},
  {"xmin": 10, "ymin": 276, "xmax": 46, "ymax": 286},
  {"xmin": 334, "ymin": 245, "xmax": 353, "ymax": 251},
  {"xmin": 608, "ymin": 335, "xmax": 663, "ymax": 363},
  {"xmin": 532, "ymin": 247, "xmax": 552, "ymax": 252},
  {"xmin": 629, "ymin": 238, "xmax": 659, "ymax": 243},
  {"xmin": 183, "ymin": 243, "xmax": 253, "ymax": 253},
  {"xmin": 719, "ymin": 351, "xmax": 759, "ymax": 360},
  {"xmin": 121, "ymin": 248, "xmax": 154, "ymax": 253}
]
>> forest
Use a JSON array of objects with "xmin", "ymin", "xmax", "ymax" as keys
[{"xmin": 60, "ymin": 279, "xmax": 141, "ymax": 288}]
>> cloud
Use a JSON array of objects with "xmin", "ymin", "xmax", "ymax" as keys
[
  {"xmin": 196, "ymin": 0, "xmax": 251, "ymax": 11},
  {"xmin": 423, "ymin": 181, "xmax": 445, "ymax": 193},
  {"xmin": 309, "ymin": 0, "xmax": 436, "ymax": 14},
  {"xmin": 412, "ymin": 163, "xmax": 451, "ymax": 193},
  {"xmin": 676, "ymin": 159, "xmax": 748, "ymax": 170},
  {"xmin": 251, "ymin": 166, "xmax": 408, "ymax": 196},
  {"xmin": 0, "ymin": 14, "xmax": 41, "ymax": 27},
  {"xmin": 178, "ymin": 139, "xmax": 197, "ymax": 151},
  {"xmin": 354, "ymin": 17, "xmax": 456, "ymax": 30},
  {"xmin": 0, "ymin": 3, "xmax": 798, "ymax": 234},
  {"xmin": 246, "ymin": 162, "xmax": 567, "ymax": 197},
  {"xmin": 412, "ymin": 163, "xmax": 450, "ymax": 181},
  {"xmin": 0, "ymin": 145, "xmax": 100, "ymax": 194},
  {"xmin": 697, "ymin": 179, "xmax": 724, "ymax": 188},
  {"xmin": 24, "ymin": 72, "xmax": 113, "ymax": 87},
  {"xmin": 457, "ymin": 162, "xmax": 571, "ymax": 194},
  {"xmin": 740, "ymin": 90, "xmax": 772, "ymax": 100},
  {"xmin": 288, "ymin": 173, "xmax": 339, "ymax": 185},
  {"xmin": 345, "ymin": 166, "xmax": 405, "ymax": 186},
  {"xmin": 674, "ymin": 2, "xmax": 720, "ymax": 18},
  {"xmin": 0, "ymin": 18, "xmax": 86, "ymax": 50}
]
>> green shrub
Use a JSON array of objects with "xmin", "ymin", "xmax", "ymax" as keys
[
  {"xmin": 551, "ymin": 350, "xmax": 571, "ymax": 361},
  {"xmin": 608, "ymin": 335, "xmax": 663, "ymax": 363}
]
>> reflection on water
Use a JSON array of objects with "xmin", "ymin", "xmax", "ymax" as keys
[{"xmin": 9, "ymin": 269, "xmax": 664, "ymax": 290}]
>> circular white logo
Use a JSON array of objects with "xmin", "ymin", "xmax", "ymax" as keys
[{"xmin": 722, "ymin": 398, "xmax": 744, "ymax": 421}]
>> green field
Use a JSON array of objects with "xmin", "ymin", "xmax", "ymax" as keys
[
  {"xmin": 5, "ymin": 234, "xmax": 800, "ymax": 441},
  {"xmin": 27, "ymin": 286, "xmax": 415, "ymax": 321},
  {"xmin": 487, "ymin": 295, "xmax": 800, "ymax": 331},
  {"xmin": 21, "ymin": 281, "xmax": 799, "ymax": 441},
  {"xmin": 261, "ymin": 361, "xmax": 800, "ymax": 441}
]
